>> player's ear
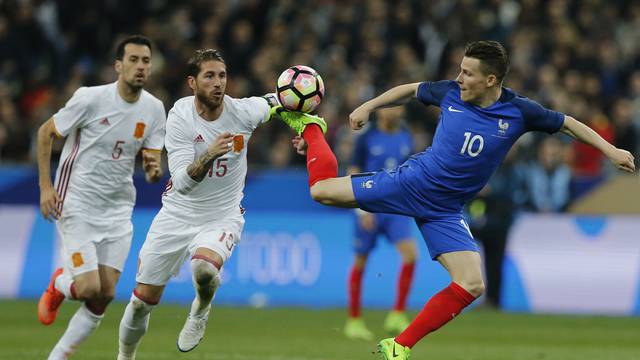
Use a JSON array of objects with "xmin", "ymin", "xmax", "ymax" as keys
[
  {"xmin": 486, "ymin": 74, "xmax": 497, "ymax": 87},
  {"xmin": 115, "ymin": 60, "xmax": 122, "ymax": 75},
  {"xmin": 187, "ymin": 76, "xmax": 196, "ymax": 91}
]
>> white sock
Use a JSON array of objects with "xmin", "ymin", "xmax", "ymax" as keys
[
  {"xmin": 48, "ymin": 303, "xmax": 103, "ymax": 360},
  {"xmin": 189, "ymin": 259, "xmax": 220, "ymax": 318},
  {"xmin": 54, "ymin": 271, "xmax": 76, "ymax": 300},
  {"xmin": 118, "ymin": 293, "xmax": 155, "ymax": 358}
]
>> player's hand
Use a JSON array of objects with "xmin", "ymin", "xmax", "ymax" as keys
[
  {"xmin": 358, "ymin": 212, "xmax": 376, "ymax": 231},
  {"xmin": 349, "ymin": 104, "xmax": 372, "ymax": 130},
  {"xmin": 208, "ymin": 132, "xmax": 234, "ymax": 159},
  {"xmin": 143, "ymin": 150, "xmax": 163, "ymax": 183},
  {"xmin": 39, "ymin": 183, "xmax": 61, "ymax": 221},
  {"xmin": 607, "ymin": 147, "xmax": 635, "ymax": 173},
  {"xmin": 292, "ymin": 136, "xmax": 307, "ymax": 155}
]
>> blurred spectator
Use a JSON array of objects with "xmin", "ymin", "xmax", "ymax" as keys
[{"xmin": 524, "ymin": 137, "xmax": 571, "ymax": 212}]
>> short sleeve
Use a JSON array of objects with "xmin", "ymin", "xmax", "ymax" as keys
[
  {"xmin": 416, "ymin": 80, "xmax": 457, "ymax": 107},
  {"xmin": 241, "ymin": 96, "xmax": 271, "ymax": 130},
  {"xmin": 142, "ymin": 101, "xmax": 167, "ymax": 151},
  {"xmin": 350, "ymin": 132, "xmax": 368, "ymax": 169},
  {"xmin": 52, "ymin": 87, "xmax": 92, "ymax": 137},
  {"xmin": 515, "ymin": 97, "xmax": 565, "ymax": 134}
]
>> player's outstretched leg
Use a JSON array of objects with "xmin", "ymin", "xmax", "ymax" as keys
[
  {"xmin": 377, "ymin": 338, "xmax": 411, "ymax": 359},
  {"xmin": 177, "ymin": 255, "xmax": 221, "ymax": 352},
  {"xmin": 38, "ymin": 268, "xmax": 67, "ymax": 325},
  {"xmin": 118, "ymin": 289, "xmax": 158, "ymax": 360}
]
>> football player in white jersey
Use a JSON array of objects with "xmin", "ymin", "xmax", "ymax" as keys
[
  {"xmin": 36, "ymin": 35, "xmax": 166, "ymax": 359},
  {"xmin": 117, "ymin": 49, "xmax": 280, "ymax": 359}
]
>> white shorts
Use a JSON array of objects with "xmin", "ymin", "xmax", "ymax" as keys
[
  {"xmin": 56, "ymin": 216, "xmax": 133, "ymax": 277},
  {"xmin": 136, "ymin": 209, "xmax": 244, "ymax": 286}
]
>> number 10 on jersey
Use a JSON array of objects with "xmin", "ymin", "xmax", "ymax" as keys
[{"xmin": 460, "ymin": 132, "xmax": 484, "ymax": 157}]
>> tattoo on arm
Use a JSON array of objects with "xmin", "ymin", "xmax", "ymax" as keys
[{"xmin": 186, "ymin": 151, "xmax": 217, "ymax": 182}]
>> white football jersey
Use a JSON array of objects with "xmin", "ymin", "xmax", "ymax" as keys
[
  {"xmin": 53, "ymin": 82, "xmax": 166, "ymax": 223},
  {"xmin": 161, "ymin": 95, "xmax": 270, "ymax": 225}
]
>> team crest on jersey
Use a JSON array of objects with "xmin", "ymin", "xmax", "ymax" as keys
[
  {"xmin": 498, "ymin": 119, "xmax": 509, "ymax": 135},
  {"xmin": 71, "ymin": 252, "xmax": 84, "ymax": 268},
  {"xmin": 99, "ymin": 117, "xmax": 110, "ymax": 126},
  {"xmin": 134, "ymin": 122, "xmax": 146, "ymax": 139},
  {"xmin": 194, "ymin": 134, "xmax": 205, "ymax": 143}
]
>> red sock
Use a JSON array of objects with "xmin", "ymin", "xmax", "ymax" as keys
[
  {"xmin": 394, "ymin": 262, "xmax": 415, "ymax": 311},
  {"xmin": 348, "ymin": 266, "xmax": 364, "ymax": 318},
  {"xmin": 395, "ymin": 282, "xmax": 476, "ymax": 348},
  {"xmin": 302, "ymin": 124, "xmax": 337, "ymax": 187}
]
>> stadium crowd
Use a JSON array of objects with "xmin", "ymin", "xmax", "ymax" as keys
[{"xmin": 0, "ymin": 0, "xmax": 638, "ymax": 211}]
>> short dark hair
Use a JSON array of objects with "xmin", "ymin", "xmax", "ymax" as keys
[
  {"xmin": 115, "ymin": 35, "xmax": 153, "ymax": 60},
  {"xmin": 464, "ymin": 40, "xmax": 509, "ymax": 83},
  {"xmin": 187, "ymin": 49, "xmax": 226, "ymax": 77}
]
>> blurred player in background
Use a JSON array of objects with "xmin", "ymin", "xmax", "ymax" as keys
[
  {"xmin": 36, "ymin": 35, "xmax": 166, "ymax": 359},
  {"xmin": 279, "ymin": 40, "xmax": 636, "ymax": 359},
  {"xmin": 344, "ymin": 106, "xmax": 417, "ymax": 340},
  {"xmin": 117, "ymin": 49, "xmax": 279, "ymax": 359}
]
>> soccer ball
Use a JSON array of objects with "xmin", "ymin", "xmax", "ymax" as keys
[{"xmin": 276, "ymin": 65, "xmax": 325, "ymax": 113}]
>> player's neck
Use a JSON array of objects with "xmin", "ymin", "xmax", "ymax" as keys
[
  {"xmin": 195, "ymin": 98, "xmax": 223, "ymax": 121},
  {"xmin": 475, "ymin": 86, "xmax": 502, "ymax": 108},
  {"xmin": 117, "ymin": 80, "xmax": 142, "ymax": 103}
]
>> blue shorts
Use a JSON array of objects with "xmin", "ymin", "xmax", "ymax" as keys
[
  {"xmin": 353, "ymin": 213, "xmax": 414, "ymax": 255},
  {"xmin": 351, "ymin": 170, "xmax": 479, "ymax": 260}
]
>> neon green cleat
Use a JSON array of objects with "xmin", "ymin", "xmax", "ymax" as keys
[
  {"xmin": 384, "ymin": 311, "xmax": 410, "ymax": 335},
  {"xmin": 377, "ymin": 338, "xmax": 411, "ymax": 360},
  {"xmin": 271, "ymin": 106, "xmax": 327, "ymax": 136},
  {"xmin": 343, "ymin": 317, "xmax": 374, "ymax": 341}
]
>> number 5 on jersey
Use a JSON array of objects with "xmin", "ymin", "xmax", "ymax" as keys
[{"xmin": 460, "ymin": 132, "xmax": 484, "ymax": 157}]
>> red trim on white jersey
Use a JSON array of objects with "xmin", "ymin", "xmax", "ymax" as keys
[{"xmin": 56, "ymin": 130, "xmax": 81, "ymax": 214}]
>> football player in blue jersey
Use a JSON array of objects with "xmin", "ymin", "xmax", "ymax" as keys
[
  {"xmin": 344, "ymin": 106, "xmax": 417, "ymax": 340},
  {"xmin": 276, "ymin": 40, "xmax": 635, "ymax": 359}
]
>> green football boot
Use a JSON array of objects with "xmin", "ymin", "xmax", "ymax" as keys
[
  {"xmin": 270, "ymin": 106, "xmax": 327, "ymax": 136},
  {"xmin": 377, "ymin": 338, "xmax": 411, "ymax": 360},
  {"xmin": 383, "ymin": 311, "xmax": 410, "ymax": 335},
  {"xmin": 343, "ymin": 317, "xmax": 374, "ymax": 341}
]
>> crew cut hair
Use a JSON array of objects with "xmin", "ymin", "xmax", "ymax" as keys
[
  {"xmin": 115, "ymin": 35, "xmax": 153, "ymax": 60},
  {"xmin": 464, "ymin": 40, "xmax": 509, "ymax": 83}
]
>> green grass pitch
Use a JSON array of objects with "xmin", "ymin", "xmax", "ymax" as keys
[{"xmin": 1, "ymin": 300, "xmax": 639, "ymax": 359}]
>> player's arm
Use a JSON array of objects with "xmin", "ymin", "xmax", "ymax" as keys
[
  {"xmin": 561, "ymin": 115, "xmax": 635, "ymax": 173},
  {"xmin": 185, "ymin": 133, "xmax": 234, "ymax": 182},
  {"xmin": 349, "ymin": 83, "xmax": 421, "ymax": 130},
  {"xmin": 142, "ymin": 149, "xmax": 163, "ymax": 183},
  {"xmin": 166, "ymin": 112, "xmax": 232, "ymax": 194},
  {"xmin": 36, "ymin": 117, "xmax": 63, "ymax": 221}
]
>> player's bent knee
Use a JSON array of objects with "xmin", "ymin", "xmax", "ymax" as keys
[
  {"xmin": 458, "ymin": 279, "xmax": 485, "ymax": 298},
  {"xmin": 191, "ymin": 258, "xmax": 220, "ymax": 288},
  {"xmin": 76, "ymin": 283, "xmax": 102, "ymax": 302},
  {"xmin": 309, "ymin": 184, "xmax": 335, "ymax": 205}
]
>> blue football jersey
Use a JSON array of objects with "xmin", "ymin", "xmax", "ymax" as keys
[
  {"xmin": 351, "ymin": 124, "xmax": 413, "ymax": 172},
  {"xmin": 410, "ymin": 80, "xmax": 565, "ymax": 213}
]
